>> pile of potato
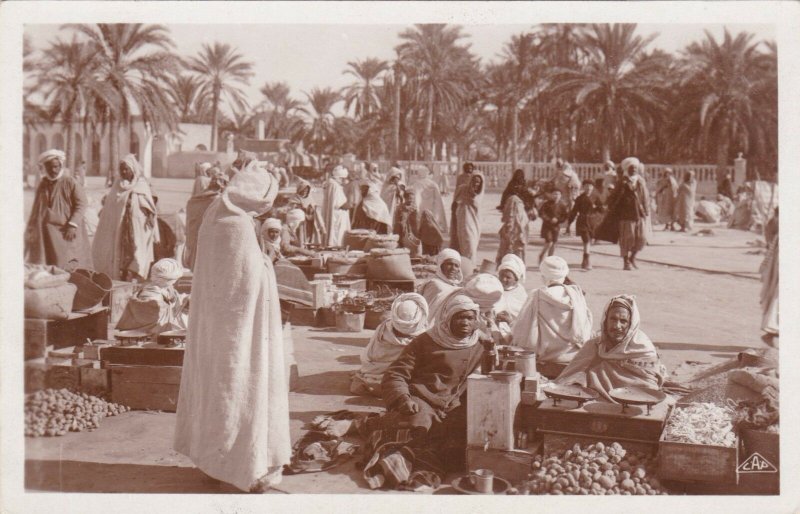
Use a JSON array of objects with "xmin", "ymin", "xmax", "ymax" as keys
[
  {"xmin": 514, "ymin": 442, "xmax": 669, "ymax": 495},
  {"xmin": 25, "ymin": 388, "xmax": 130, "ymax": 437}
]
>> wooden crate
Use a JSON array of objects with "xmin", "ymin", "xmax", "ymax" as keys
[
  {"xmin": 109, "ymin": 365, "xmax": 182, "ymax": 412},
  {"xmin": 289, "ymin": 305, "xmax": 318, "ymax": 327},
  {"xmin": 79, "ymin": 367, "xmax": 110, "ymax": 395},
  {"xmin": 24, "ymin": 359, "xmax": 48, "ymax": 393},
  {"xmin": 529, "ymin": 398, "xmax": 669, "ymax": 444},
  {"xmin": 658, "ymin": 433, "xmax": 739, "ymax": 485},
  {"xmin": 104, "ymin": 281, "xmax": 137, "ymax": 327},
  {"xmin": 100, "ymin": 344, "xmax": 184, "ymax": 367},
  {"xmin": 467, "ymin": 373, "xmax": 522, "ymax": 451},
  {"xmin": 737, "ymin": 428, "xmax": 779, "ymax": 494},
  {"xmin": 46, "ymin": 364, "xmax": 90, "ymax": 390},
  {"xmin": 25, "ymin": 308, "xmax": 109, "ymax": 358},
  {"xmin": 466, "ymin": 444, "xmax": 541, "ymax": 484},
  {"xmin": 543, "ymin": 432, "xmax": 657, "ymax": 457}
]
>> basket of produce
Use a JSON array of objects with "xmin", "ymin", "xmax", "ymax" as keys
[
  {"xmin": 364, "ymin": 233, "xmax": 399, "ymax": 251},
  {"xmin": 343, "ymin": 229, "xmax": 376, "ymax": 251},
  {"xmin": 327, "ymin": 253, "xmax": 367, "ymax": 276},
  {"xmin": 24, "ymin": 265, "xmax": 77, "ymax": 320},
  {"xmin": 69, "ymin": 269, "xmax": 113, "ymax": 311},
  {"xmin": 366, "ymin": 248, "xmax": 415, "ymax": 280},
  {"xmin": 333, "ymin": 295, "xmax": 368, "ymax": 332},
  {"xmin": 659, "ymin": 402, "xmax": 738, "ymax": 484}
]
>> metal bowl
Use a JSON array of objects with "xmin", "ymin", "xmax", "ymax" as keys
[
  {"xmin": 542, "ymin": 383, "xmax": 599, "ymax": 406},
  {"xmin": 157, "ymin": 330, "xmax": 187, "ymax": 347},
  {"xmin": 608, "ymin": 386, "xmax": 666, "ymax": 414}
]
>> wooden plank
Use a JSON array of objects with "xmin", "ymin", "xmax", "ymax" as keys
[
  {"xmin": 658, "ymin": 438, "xmax": 738, "ymax": 485},
  {"xmin": 533, "ymin": 399, "xmax": 669, "ymax": 442},
  {"xmin": 111, "ymin": 381, "xmax": 180, "ymax": 412},
  {"xmin": 79, "ymin": 368, "xmax": 110, "ymax": 394},
  {"xmin": 25, "ymin": 359, "xmax": 48, "ymax": 393},
  {"xmin": 467, "ymin": 373, "xmax": 522, "ymax": 451},
  {"xmin": 25, "ymin": 309, "xmax": 110, "ymax": 353},
  {"xmin": 45, "ymin": 365, "xmax": 81, "ymax": 390},
  {"xmin": 100, "ymin": 345, "xmax": 184, "ymax": 367},
  {"xmin": 108, "ymin": 365, "xmax": 182, "ymax": 385}
]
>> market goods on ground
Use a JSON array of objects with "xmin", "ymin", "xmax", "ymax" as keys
[{"xmin": 25, "ymin": 388, "xmax": 131, "ymax": 437}]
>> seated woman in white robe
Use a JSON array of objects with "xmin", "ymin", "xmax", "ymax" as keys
[
  {"xmin": 419, "ymin": 248, "xmax": 463, "ymax": 316},
  {"xmin": 116, "ymin": 258, "xmax": 188, "ymax": 335},
  {"xmin": 510, "ymin": 256, "xmax": 593, "ymax": 374},
  {"xmin": 350, "ymin": 293, "xmax": 429, "ymax": 396},
  {"xmin": 555, "ymin": 295, "xmax": 667, "ymax": 403},
  {"xmin": 494, "ymin": 254, "xmax": 528, "ymax": 342}
]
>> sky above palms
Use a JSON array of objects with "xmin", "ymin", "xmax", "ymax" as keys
[{"xmin": 25, "ymin": 23, "xmax": 774, "ymax": 117}]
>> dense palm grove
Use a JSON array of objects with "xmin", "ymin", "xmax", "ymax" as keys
[{"xmin": 25, "ymin": 23, "xmax": 778, "ymax": 179}]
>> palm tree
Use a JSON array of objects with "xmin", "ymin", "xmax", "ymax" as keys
[
  {"xmin": 302, "ymin": 87, "xmax": 341, "ymax": 168},
  {"xmin": 37, "ymin": 37, "xmax": 113, "ymax": 177},
  {"xmin": 259, "ymin": 81, "xmax": 305, "ymax": 140},
  {"xmin": 396, "ymin": 24, "xmax": 478, "ymax": 160},
  {"xmin": 164, "ymin": 73, "xmax": 210, "ymax": 123},
  {"xmin": 673, "ymin": 29, "xmax": 777, "ymax": 180},
  {"xmin": 186, "ymin": 42, "xmax": 254, "ymax": 151},
  {"xmin": 67, "ymin": 23, "xmax": 181, "ymax": 182},
  {"xmin": 547, "ymin": 24, "xmax": 666, "ymax": 161},
  {"xmin": 500, "ymin": 32, "xmax": 541, "ymax": 168},
  {"xmin": 342, "ymin": 58, "xmax": 389, "ymax": 160}
]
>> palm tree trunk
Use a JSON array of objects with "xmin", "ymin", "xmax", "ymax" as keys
[
  {"xmin": 512, "ymin": 104, "xmax": 519, "ymax": 171},
  {"xmin": 211, "ymin": 88, "xmax": 220, "ymax": 152},
  {"xmin": 108, "ymin": 115, "xmax": 120, "ymax": 185},
  {"xmin": 65, "ymin": 121, "xmax": 74, "ymax": 176},
  {"xmin": 393, "ymin": 64, "xmax": 401, "ymax": 161},
  {"xmin": 425, "ymin": 94, "xmax": 434, "ymax": 161}
]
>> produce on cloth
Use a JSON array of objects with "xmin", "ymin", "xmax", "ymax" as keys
[
  {"xmin": 512, "ymin": 442, "xmax": 668, "ymax": 495},
  {"xmin": 25, "ymin": 388, "xmax": 130, "ymax": 437},
  {"xmin": 662, "ymin": 402, "xmax": 736, "ymax": 447}
]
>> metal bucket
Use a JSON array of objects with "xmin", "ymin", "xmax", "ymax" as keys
[{"xmin": 515, "ymin": 351, "xmax": 537, "ymax": 377}]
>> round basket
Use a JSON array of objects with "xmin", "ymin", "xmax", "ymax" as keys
[
  {"xmin": 364, "ymin": 234, "xmax": 400, "ymax": 251},
  {"xmin": 367, "ymin": 248, "xmax": 415, "ymax": 280},
  {"xmin": 335, "ymin": 310, "xmax": 365, "ymax": 332},
  {"xmin": 343, "ymin": 229, "xmax": 376, "ymax": 251},
  {"xmin": 326, "ymin": 255, "xmax": 367, "ymax": 276}
]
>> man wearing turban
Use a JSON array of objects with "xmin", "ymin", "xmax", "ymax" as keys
[
  {"xmin": 351, "ymin": 293, "xmax": 430, "ymax": 396},
  {"xmin": 116, "ymin": 258, "xmax": 188, "ymax": 335},
  {"xmin": 323, "ymin": 166, "xmax": 352, "ymax": 247},
  {"xmin": 25, "ymin": 149, "xmax": 93, "ymax": 270},
  {"xmin": 174, "ymin": 161, "xmax": 290, "ymax": 493},
  {"xmin": 511, "ymin": 256, "xmax": 594, "ymax": 377},
  {"xmin": 419, "ymin": 249, "xmax": 463, "ymax": 315},
  {"xmin": 92, "ymin": 154, "xmax": 160, "ymax": 281}
]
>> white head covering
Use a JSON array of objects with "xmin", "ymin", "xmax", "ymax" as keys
[
  {"xmin": 390, "ymin": 293, "xmax": 429, "ymax": 337},
  {"xmin": 463, "ymin": 273, "xmax": 504, "ymax": 312},
  {"xmin": 621, "ymin": 157, "xmax": 641, "ymax": 174},
  {"xmin": 263, "ymin": 218, "xmax": 282, "ymax": 231},
  {"xmin": 361, "ymin": 184, "xmax": 393, "ymax": 226},
  {"xmin": 197, "ymin": 162, "xmax": 213, "ymax": 175},
  {"xmin": 427, "ymin": 293, "xmax": 481, "ymax": 349},
  {"xmin": 38, "ymin": 149, "xmax": 66, "ymax": 167},
  {"xmin": 149, "ymin": 258, "xmax": 183, "ymax": 287},
  {"xmin": 540, "ymin": 256, "xmax": 569, "ymax": 285},
  {"xmin": 435, "ymin": 248, "xmax": 463, "ymax": 285},
  {"xmin": 286, "ymin": 208, "xmax": 306, "ymax": 226},
  {"xmin": 225, "ymin": 160, "xmax": 279, "ymax": 216},
  {"xmin": 332, "ymin": 166, "xmax": 348, "ymax": 180},
  {"xmin": 498, "ymin": 254, "xmax": 526, "ymax": 285}
]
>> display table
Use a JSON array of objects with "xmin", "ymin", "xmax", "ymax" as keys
[{"xmin": 25, "ymin": 307, "xmax": 110, "ymax": 359}]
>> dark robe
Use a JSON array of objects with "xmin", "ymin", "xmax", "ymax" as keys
[
  {"xmin": 25, "ymin": 174, "xmax": 92, "ymax": 270},
  {"xmin": 568, "ymin": 192, "xmax": 604, "ymax": 238},
  {"xmin": 393, "ymin": 203, "xmax": 421, "ymax": 257},
  {"xmin": 352, "ymin": 203, "xmax": 389, "ymax": 234}
]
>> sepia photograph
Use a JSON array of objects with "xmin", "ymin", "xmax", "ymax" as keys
[{"xmin": 1, "ymin": 2, "xmax": 798, "ymax": 513}]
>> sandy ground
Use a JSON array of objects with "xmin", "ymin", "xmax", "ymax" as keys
[{"xmin": 23, "ymin": 177, "xmax": 769, "ymax": 493}]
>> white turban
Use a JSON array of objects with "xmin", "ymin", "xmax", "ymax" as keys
[
  {"xmin": 38, "ymin": 149, "xmax": 66, "ymax": 167},
  {"xmin": 390, "ymin": 293, "xmax": 429, "ymax": 337},
  {"xmin": 150, "ymin": 258, "xmax": 183, "ymax": 287},
  {"xmin": 498, "ymin": 254, "xmax": 526, "ymax": 284},
  {"xmin": 435, "ymin": 248, "xmax": 463, "ymax": 285},
  {"xmin": 286, "ymin": 209, "xmax": 306, "ymax": 226},
  {"xmin": 621, "ymin": 157, "xmax": 641, "ymax": 174},
  {"xmin": 428, "ymin": 293, "xmax": 481, "ymax": 350},
  {"xmin": 225, "ymin": 160, "xmax": 279, "ymax": 216},
  {"xmin": 540, "ymin": 255, "xmax": 569, "ymax": 285},
  {"xmin": 463, "ymin": 273, "xmax": 504, "ymax": 312},
  {"xmin": 332, "ymin": 166, "xmax": 348, "ymax": 179},
  {"xmin": 263, "ymin": 218, "xmax": 282, "ymax": 231}
]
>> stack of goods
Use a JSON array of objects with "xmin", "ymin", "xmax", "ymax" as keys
[
  {"xmin": 25, "ymin": 388, "xmax": 130, "ymax": 437},
  {"xmin": 516, "ymin": 442, "xmax": 668, "ymax": 495},
  {"xmin": 364, "ymin": 234, "xmax": 399, "ymax": 251},
  {"xmin": 24, "ymin": 264, "xmax": 77, "ymax": 320},
  {"xmin": 343, "ymin": 229, "xmax": 376, "ymax": 251},
  {"xmin": 662, "ymin": 402, "xmax": 737, "ymax": 448}
]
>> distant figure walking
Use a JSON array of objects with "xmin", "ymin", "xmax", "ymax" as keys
[{"xmin": 675, "ymin": 170, "xmax": 697, "ymax": 232}]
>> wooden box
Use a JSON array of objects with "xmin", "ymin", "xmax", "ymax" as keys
[
  {"xmin": 100, "ymin": 343, "xmax": 184, "ymax": 367},
  {"xmin": 543, "ymin": 432, "xmax": 657, "ymax": 457},
  {"xmin": 109, "ymin": 365, "xmax": 182, "ymax": 412},
  {"xmin": 466, "ymin": 444, "xmax": 540, "ymax": 484},
  {"xmin": 658, "ymin": 433, "xmax": 739, "ymax": 485},
  {"xmin": 737, "ymin": 428, "xmax": 779, "ymax": 494},
  {"xmin": 467, "ymin": 373, "xmax": 522, "ymax": 451},
  {"xmin": 289, "ymin": 305, "xmax": 318, "ymax": 327},
  {"xmin": 104, "ymin": 281, "xmax": 137, "ymax": 327},
  {"xmin": 46, "ymin": 364, "xmax": 91, "ymax": 390},
  {"xmin": 529, "ymin": 398, "xmax": 670, "ymax": 444},
  {"xmin": 79, "ymin": 367, "xmax": 110, "ymax": 395},
  {"xmin": 24, "ymin": 308, "xmax": 109, "ymax": 358},
  {"xmin": 24, "ymin": 359, "xmax": 48, "ymax": 393},
  {"xmin": 333, "ymin": 277, "xmax": 367, "ymax": 292}
]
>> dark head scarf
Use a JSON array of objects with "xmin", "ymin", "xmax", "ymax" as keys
[{"xmin": 500, "ymin": 169, "xmax": 535, "ymax": 211}]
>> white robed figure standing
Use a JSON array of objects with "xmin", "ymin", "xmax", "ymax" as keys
[
  {"xmin": 173, "ymin": 161, "xmax": 291, "ymax": 493},
  {"xmin": 323, "ymin": 165, "xmax": 351, "ymax": 246}
]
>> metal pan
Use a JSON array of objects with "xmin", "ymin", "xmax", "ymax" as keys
[
  {"xmin": 542, "ymin": 383, "xmax": 599, "ymax": 406},
  {"xmin": 608, "ymin": 386, "xmax": 667, "ymax": 415}
]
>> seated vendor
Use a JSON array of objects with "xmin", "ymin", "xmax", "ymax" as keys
[
  {"xmin": 555, "ymin": 294, "xmax": 667, "ymax": 402},
  {"xmin": 511, "ymin": 256, "xmax": 593, "ymax": 375},
  {"xmin": 419, "ymin": 248, "xmax": 463, "ymax": 313},
  {"xmin": 260, "ymin": 218, "xmax": 284, "ymax": 263},
  {"xmin": 494, "ymin": 254, "xmax": 528, "ymax": 339},
  {"xmin": 350, "ymin": 293, "xmax": 429, "ymax": 396},
  {"xmin": 116, "ymin": 258, "xmax": 188, "ymax": 335},
  {"xmin": 282, "ymin": 209, "xmax": 315, "ymax": 258},
  {"xmin": 350, "ymin": 293, "xmax": 484, "ymax": 445}
]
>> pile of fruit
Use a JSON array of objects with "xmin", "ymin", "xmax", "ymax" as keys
[
  {"xmin": 514, "ymin": 442, "xmax": 669, "ymax": 495},
  {"xmin": 25, "ymin": 388, "xmax": 131, "ymax": 437}
]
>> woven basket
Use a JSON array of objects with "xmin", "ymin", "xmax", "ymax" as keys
[
  {"xmin": 367, "ymin": 248, "xmax": 415, "ymax": 280},
  {"xmin": 326, "ymin": 255, "xmax": 367, "ymax": 276},
  {"xmin": 364, "ymin": 234, "xmax": 400, "ymax": 251},
  {"xmin": 69, "ymin": 269, "xmax": 113, "ymax": 311},
  {"xmin": 24, "ymin": 282, "xmax": 77, "ymax": 320},
  {"xmin": 343, "ymin": 229, "xmax": 376, "ymax": 251}
]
